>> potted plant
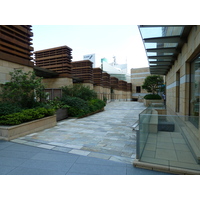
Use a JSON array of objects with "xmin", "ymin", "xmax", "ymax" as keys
[{"xmin": 142, "ymin": 75, "xmax": 164, "ymax": 106}]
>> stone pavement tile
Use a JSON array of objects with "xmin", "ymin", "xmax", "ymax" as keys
[
  {"xmin": 156, "ymin": 142, "xmax": 175, "ymax": 150},
  {"xmin": 88, "ymin": 152, "xmax": 111, "ymax": 160},
  {"xmin": 0, "ymin": 141, "xmax": 14, "ymax": 150},
  {"xmin": 144, "ymin": 143, "xmax": 156, "ymax": 151},
  {"xmin": 52, "ymin": 146, "xmax": 72, "ymax": 153},
  {"xmin": 174, "ymin": 143, "xmax": 190, "ymax": 152},
  {"xmin": 170, "ymin": 132, "xmax": 183, "ymax": 138},
  {"xmin": 75, "ymin": 155, "xmax": 127, "ymax": 167},
  {"xmin": 37, "ymin": 144, "xmax": 55, "ymax": 149},
  {"xmin": 4, "ymin": 142, "xmax": 44, "ymax": 153},
  {"xmin": 0, "ymin": 164, "xmax": 17, "ymax": 175},
  {"xmin": 157, "ymin": 136, "xmax": 173, "ymax": 143},
  {"xmin": 109, "ymin": 156, "xmax": 134, "ymax": 164},
  {"xmin": 67, "ymin": 163, "xmax": 127, "ymax": 175},
  {"xmin": 19, "ymin": 159, "xmax": 74, "ymax": 173},
  {"xmin": 100, "ymin": 149, "xmax": 122, "ymax": 156},
  {"xmin": 7, "ymin": 166, "xmax": 66, "ymax": 175},
  {"xmin": 48, "ymin": 141, "xmax": 68, "ymax": 147},
  {"xmin": 0, "ymin": 149, "xmax": 37, "ymax": 159},
  {"xmin": 31, "ymin": 152, "xmax": 79, "ymax": 163},
  {"xmin": 64, "ymin": 144, "xmax": 83, "ymax": 149},
  {"xmin": 172, "ymin": 138, "xmax": 186, "ymax": 144},
  {"xmin": 169, "ymin": 160, "xmax": 200, "ymax": 171},
  {"xmin": 69, "ymin": 149, "xmax": 90, "ymax": 156},
  {"xmin": 141, "ymin": 156, "xmax": 169, "ymax": 166},
  {"xmin": 10, "ymin": 139, "xmax": 28, "ymax": 144},
  {"xmin": 0, "ymin": 156, "xmax": 27, "ymax": 167},
  {"xmin": 25, "ymin": 141, "xmax": 42, "ymax": 147},
  {"xmin": 155, "ymin": 149, "xmax": 178, "ymax": 161},
  {"xmin": 121, "ymin": 151, "xmax": 134, "ymax": 157},
  {"xmin": 146, "ymin": 137, "xmax": 157, "ymax": 144},
  {"xmin": 141, "ymin": 150, "xmax": 155, "ymax": 158},
  {"xmin": 175, "ymin": 150, "xmax": 197, "ymax": 164}
]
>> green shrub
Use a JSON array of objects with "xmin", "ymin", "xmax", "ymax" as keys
[
  {"xmin": 0, "ymin": 107, "xmax": 55, "ymax": 125},
  {"xmin": 61, "ymin": 96, "xmax": 90, "ymax": 117},
  {"xmin": 62, "ymin": 84, "xmax": 97, "ymax": 101},
  {"xmin": 143, "ymin": 94, "xmax": 162, "ymax": 100},
  {"xmin": 88, "ymin": 99, "xmax": 105, "ymax": 112},
  {"xmin": 0, "ymin": 70, "xmax": 48, "ymax": 109},
  {"xmin": 46, "ymin": 98, "xmax": 70, "ymax": 110},
  {"xmin": 61, "ymin": 96, "xmax": 105, "ymax": 117},
  {"xmin": 0, "ymin": 102, "xmax": 23, "ymax": 116}
]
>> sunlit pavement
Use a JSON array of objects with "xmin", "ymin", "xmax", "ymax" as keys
[
  {"xmin": 13, "ymin": 101, "xmax": 145, "ymax": 164},
  {"xmin": 2, "ymin": 101, "xmax": 173, "ymax": 175}
]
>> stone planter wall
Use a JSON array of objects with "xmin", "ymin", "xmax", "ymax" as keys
[
  {"xmin": 144, "ymin": 99, "xmax": 164, "ymax": 107},
  {"xmin": 56, "ymin": 108, "xmax": 68, "ymax": 121},
  {"xmin": 0, "ymin": 115, "xmax": 57, "ymax": 141}
]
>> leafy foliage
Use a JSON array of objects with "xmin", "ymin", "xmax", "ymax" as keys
[
  {"xmin": 61, "ymin": 96, "xmax": 105, "ymax": 117},
  {"xmin": 62, "ymin": 84, "xmax": 97, "ymax": 101},
  {"xmin": 0, "ymin": 102, "xmax": 23, "ymax": 116},
  {"xmin": 61, "ymin": 96, "xmax": 90, "ymax": 117},
  {"xmin": 143, "ymin": 94, "xmax": 162, "ymax": 100},
  {"xmin": 61, "ymin": 84, "xmax": 105, "ymax": 117},
  {"xmin": 142, "ymin": 75, "xmax": 164, "ymax": 94},
  {"xmin": 0, "ymin": 107, "xmax": 55, "ymax": 125},
  {"xmin": 0, "ymin": 70, "xmax": 48, "ymax": 108},
  {"xmin": 46, "ymin": 97, "xmax": 70, "ymax": 110}
]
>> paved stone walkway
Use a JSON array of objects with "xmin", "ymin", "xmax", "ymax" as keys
[{"xmin": 12, "ymin": 101, "xmax": 146, "ymax": 164}]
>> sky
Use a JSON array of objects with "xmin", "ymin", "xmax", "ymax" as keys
[{"xmin": 32, "ymin": 25, "xmax": 149, "ymax": 72}]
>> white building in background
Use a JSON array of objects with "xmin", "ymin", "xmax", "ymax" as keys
[
  {"xmin": 83, "ymin": 54, "xmax": 96, "ymax": 68},
  {"xmin": 102, "ymin": 59, "xmax": 131, "ymax": 83},
  {"xmin": 83, "ymin": 53, "xmax": 131, "ymax": 82}
]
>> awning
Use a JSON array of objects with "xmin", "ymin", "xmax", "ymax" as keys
[{"xmin": 138, "ymin": 25, "xmax": 194, "ymax": 75}]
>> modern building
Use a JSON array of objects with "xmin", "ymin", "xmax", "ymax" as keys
[
  {"xmin": 102, "ymin": 60, "xmax": 130, "ymax": 82},
  {"xmin": 0, "ymin": 25, "xmax": 34, "ymax": 84},
  {"xmin": 34, "ymin": 46, "xmax": 73, "ymax": 88},
  {"xmin": 71, "ymin": 60, "xmax": 94, "ymax": 88},
  {"xmin": 131, "ymin": 67, "xmax": 151, "ymax": 100},
  {"xmin": 135, "ymin": 25, "xmax": 200, "ymax": 174}
]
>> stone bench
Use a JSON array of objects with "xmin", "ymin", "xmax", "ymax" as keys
[{"xmin": 158, "ymin": 120, "xmax": 175, "ymax": 132}]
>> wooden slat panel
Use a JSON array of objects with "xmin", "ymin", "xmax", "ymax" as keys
[{"xmin": 0, "ymin": 25, "xmax": 33, "ymax": 66}]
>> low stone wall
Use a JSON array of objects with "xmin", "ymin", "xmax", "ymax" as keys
[
  {"xmin": 144, "ymin": 99, "xmax": 164, "ymax": 107},
  {"xmin": 0, "ymin": 115, "xmax": 57, "ymax": 141}
]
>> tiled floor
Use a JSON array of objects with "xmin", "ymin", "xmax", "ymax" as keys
[
  {"xmin": 140, "ymin": 131, "xmax": 200, "ymax": 172},
  {"xmin": 11, "ymin": 101, "xmax": 146, "ymax": 164},
  {"xmin": 0, "ymin": 140, "xmax": 173, "ymax": 175}
]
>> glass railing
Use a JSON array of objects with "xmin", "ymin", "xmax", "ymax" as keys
[{"xmin": 136, "ymin": 106, "xmax": 200, "ymax": 171}]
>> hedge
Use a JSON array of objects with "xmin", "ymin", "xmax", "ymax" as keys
[
  {"xmin": 143, "ymin": 94, "xmax": 162, "ymax": 100},
  {"xmin": 0, "ymin": 107, "xmax": 55, "ymax": 125}
]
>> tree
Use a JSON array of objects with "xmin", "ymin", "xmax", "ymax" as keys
[
  {"xmin": 0, "ymin": 70, "xmax": 47, "ymax": 108},
  {"xmin": 142, "ymin": 75, "xmax": 164, "ymax": 94}
]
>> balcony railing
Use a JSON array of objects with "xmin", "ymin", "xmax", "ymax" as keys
[{"xmin": 136, "ymin": 104, "xmax": 200, "ymax": 172}]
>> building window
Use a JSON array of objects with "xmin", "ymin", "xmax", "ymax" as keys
[
  {"xmin": 190, "ymin": 56, "xmax": 200, "ymax": 128},
  {"xmin": 136, "ymin": 86, "xmax": 141, "ymax": 93}
]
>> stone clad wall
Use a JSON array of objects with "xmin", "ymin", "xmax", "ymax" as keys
[
  {"xmin": 166, "ymin": 26, "xmax": 200, "ymax": 116},
  {"xmin": 131, "ymin": 67, "xmax": 150, "ymax": 100},
  {"xmin": 0, "ymin": 59, "xmax": 33, "ymax": 84}
]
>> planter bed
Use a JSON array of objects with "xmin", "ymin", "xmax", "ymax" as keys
[
  {"xmin": 0, "ymin": 115, "xmax": 57, "ymax": 141},
  {"xmin": 78, "ymin": 108, "xmax": 105, "ymax": 118},
  {"xmin": 56, "ymin": 108, "xmax": 68, "ymax": 121},
  {"xmin": 144, "ymin": 99, "xmax": 164, "ymax": 107}
]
